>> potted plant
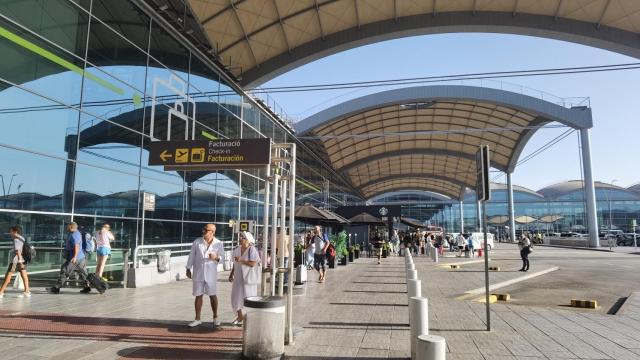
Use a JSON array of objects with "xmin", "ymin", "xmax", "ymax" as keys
[
  {"xmin": 339, "ymin": 249, "xmax": 348, "ymax": 265},
  {"xmin": 354, "ymin": 244, "xmax": 360, "ymax": 259},
  {"xmin": 348, "ymin": 246, "xmax": 354, "ymax": 262},
  {"xmin": 294, "ymin": 242, "xmax": 305, "ymax": 268},
  {"xmin": 330, "ymin": 231, "xmax": 348, "ymax": 266}
]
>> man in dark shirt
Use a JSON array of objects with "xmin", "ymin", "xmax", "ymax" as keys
[{"xmin": 47, "ymin": 222, "xmax": 91, "ymax": 294}]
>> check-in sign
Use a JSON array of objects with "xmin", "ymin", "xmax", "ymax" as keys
[{"xmin": 149, "ymin": 138, "xmax": 271, "ymax": 170}]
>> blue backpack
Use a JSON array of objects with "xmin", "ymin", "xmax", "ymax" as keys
[{"xmin": 81, "ymin": 231, "xmax": 96, "ymax": 253}]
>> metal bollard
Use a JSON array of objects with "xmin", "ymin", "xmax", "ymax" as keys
[
  {"xmin": 406, "ymin": 263, "xmax": 415, "ymax": 271},
  {"xmin": 409, "ymin": 297, "xmax": 429, "ymax": 360},
  {"xmin": 432, "ymin": 247, "xmax": 438, "ymax": 263},
  {"xmin": 407, "ymin": 279, "xmax": 421, "ymax": 299},
  {"xmin": 407, "ymin": 269, "xmax": 418, "ymax": 280},
  {"xmin": 416, "ymin": 334, "xmax": 446, "ymax": 360}
]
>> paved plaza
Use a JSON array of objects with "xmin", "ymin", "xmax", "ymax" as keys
[{"xmin": 0, "ymin": 244, "xmax": 639, "ymax": 359}]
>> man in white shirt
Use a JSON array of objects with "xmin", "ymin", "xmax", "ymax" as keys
[{"xmin": 186, "ymin": 223, "xmax": 225, "ymax": 328}]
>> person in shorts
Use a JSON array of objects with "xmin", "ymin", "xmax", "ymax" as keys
[
  {"xmin": 312, "ymin": 226, "xmax": 328, "ymax": 283},
  {"xmin": 0, "ymin": 225, "xmax": 31, "ymax": 298},
  {"xmin": 95, "ymin": 223, "xmax": 114, "ymax": 280},
  {"xmin": 186, "ymin": 223, "xmax": 225, "ymax": 328},
  {"xmin": 47, "ymin": 222, "xmax": 91, "ymax": 294}
]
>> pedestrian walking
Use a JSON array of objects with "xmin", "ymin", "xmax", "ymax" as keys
[
  {"xmin": 456, "ymin": 233, "xmax": 466, "ymax": 257},
  {"xmin": 47, "ymin": 222, "xmax": 92, "ymax": 294},
  {"xmin": 95, "ymin": 223, "xmax": 114, "ymax": 280},
  {"xmin": 0, "ymin": 225, "xmax": 31, "ymax": 298},
  {"xmin": 229, "ymin": 231, "xmax": 260, "ymax": 326},
  {"xmin": 519, "ymin": 234, "xmax": 531, "ymax": 271},
  {"xmin": 185, "ymin": 223, "xmax": 225, "ymax": 328},
  {"xmin": 305, "ymin": 231, "xmax": 315, "ymax": 270},
  {"xmin": 312, "ymin": 226, "xmax": 329, "ymax": 282}
]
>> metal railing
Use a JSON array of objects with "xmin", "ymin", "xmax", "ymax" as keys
[
  {"xmin": 133, "ymin": 243, "xmax": 192, "ymax": 268},
  {"xmin": 0, "ymin": 246, "xmax": 130, "ymax": 287},
  {"xmin": 132, "ymin": 241, "xmax": 236, "ymax": 268}
]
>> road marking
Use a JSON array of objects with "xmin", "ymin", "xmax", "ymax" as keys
[
  {"xmin": 438, "ymin": 258, "xmax": 491, "ymax": 267},
  {"xmin": 456, "ymin": 266, "xmax": 559, "ymax": 300}
]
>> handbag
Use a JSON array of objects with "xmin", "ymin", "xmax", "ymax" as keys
[{"xmin": 242, "ymin": 247, "xmax": 261, "ymax": 285}]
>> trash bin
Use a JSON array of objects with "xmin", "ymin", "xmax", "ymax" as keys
[
  {"xmin": 157, "ymin": 250, "xmax": 171, "ymax": 273},
  {"xmin": 242, "ymin": 296, "xmax": 285, "ymax": 360}
]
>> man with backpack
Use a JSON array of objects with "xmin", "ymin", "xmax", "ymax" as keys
[
  {"xmin": 47, "ymin": 222, "xmax": 92, "ymax": 294},
  {"xmin": 0, "ymin": 225, "xmax": 31, "ymax": 298}
]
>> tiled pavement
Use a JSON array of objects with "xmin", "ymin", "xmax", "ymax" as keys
[{"xmin": 1, "ymin": 244, "xmax": 640, "ymax": 359}]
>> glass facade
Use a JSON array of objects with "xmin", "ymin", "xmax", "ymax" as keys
[
  {"xmin": 371, "ymin": 186, "xmax": 640, "ymax": 235},
  {"xmin": 0, "ymin": 0, "xmax": 358, "ymax": 267}
]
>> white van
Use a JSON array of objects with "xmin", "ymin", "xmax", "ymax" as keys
[{"xmin": 469, "ymin": 232, "xmax": 495, "ymax": 251}]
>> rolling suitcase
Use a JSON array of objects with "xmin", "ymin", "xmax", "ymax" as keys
[{"xmin": 87, "ymin": 273, "xmax": 108, "ymax": 294}]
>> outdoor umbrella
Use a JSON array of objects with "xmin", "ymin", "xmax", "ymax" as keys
[
  {"xmin": 488, "ymin": 215, "xmax": 509, "ymax": 225},
  {"xmin": 538, "ymin": 215, "xmax": 564, "ymax": 223},
  {"xmin": 348, "ymin": 212, "xmax": 385, "ymax": 225},
  {"xmin": 400, "ymin": 217, "xmax": 425, "ymax": 228},
  {"xmin": 294, "ymin": 203, "xmax": 336, "ymax": 223},
  {"xmin": 514, "ymin": 215, "xmax": 537, "ymax": 224}
]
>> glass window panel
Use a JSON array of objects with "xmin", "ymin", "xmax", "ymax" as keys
[
  {"xmin": 0, "ymin": 0, "xmax": 89, "ymax": 58},
  {"xmin": 90, "ymin": 0, "xmax": 150, "ymax": 53},
  {"xmin": 148, "ymin": 20, "xmax": 189, "ymax": 75},
  {"xmin": 219, "ymin": 80, "xmax": 241, "ymax": 118},
  {"xmin": 145, "ymin": 63, "xmax": 193, "ymax": 141}
]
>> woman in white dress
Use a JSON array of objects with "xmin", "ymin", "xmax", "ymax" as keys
[{"xmin": 228, "ymin": 231, "xmax": 260, "ymax": 325}]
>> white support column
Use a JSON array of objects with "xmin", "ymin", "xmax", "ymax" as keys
[
  {"xmin": 261, "ymin": 165, "xmax": 271, "ymax": 296},
  {"xmin": 270, "ymin": 174, "xmax": 280, "ymax": 296},
  {"xmin": 459, "ymin": 200, "xmax": 464, "ymax": 234},
  {"xmin": 580, "ymin": 128, "xmax": 600, "ymax": 247},
  {"xmin": 507, "ymin": 172, "xmax": 516, "ymax": 243}
]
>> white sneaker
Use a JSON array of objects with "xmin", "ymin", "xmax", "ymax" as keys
[
  {"xmin": 19, "ymin": 292, "xmax": 31, "ymax": 298},
  {"xmin": 213, "ymin": 318, "xmax": 221, "ymax": 327},
  {"xmin": 188, "ymin": 320, "xmax": 202, "ymax": 328},
  {"xmin": 0, "ymin": 293, "xmax": 4, "ymax": 298}
]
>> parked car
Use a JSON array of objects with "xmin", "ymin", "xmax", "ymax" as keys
[
  {"xmin": 617, "ymin": 233, "xmax": 638, "ymax": 246},
  {"xmin": 600, "ymin": 229, "xmax": 623, "ymax": 240}
]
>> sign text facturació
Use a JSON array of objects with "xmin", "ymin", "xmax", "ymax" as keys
[{"xmin": 149, "ymin": 138, "xmax": 271, "ymax": 170}]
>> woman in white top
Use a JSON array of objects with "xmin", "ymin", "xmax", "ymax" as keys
[
  {"xmin": 228, "ymin": 231, "xmax": 260, "ymax": 325},
  {"xmin": 519, "ymin": 234, "xmax": 531, "ymax": 272},
  {"xmin": 456, "ymin": 234, "xmax": 466, "ymax": 257},
  {"xmin": 0, "ymin": 225, "xmax": 31, "ymax": 298},
  {"xmin": 95, "ymin": 223, "xmax": 115, "ymax": 279}
]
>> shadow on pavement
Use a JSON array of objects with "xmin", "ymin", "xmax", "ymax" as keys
[
  {"xmin": 309, "ymin": 321, "xmax": 408, "ymax": 327},
  {"xmin": 343, "ymin": 290, "xmax": 406, "ymax": 294},
  {"xmin": 118, "ymin": 346, "xmax": 242, "ymax": 359},
  {"xmin": 330, "ymin": 302, "xmax": 407, "ymax": 307},
  {"xmin": 0, "ymin": 313, "xmax": 242, "ymax": 350}
]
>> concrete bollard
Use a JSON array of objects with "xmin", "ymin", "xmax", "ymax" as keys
[
  {"xmin": 407, "ymin": 279, "xmax": 421, "ymax": 299},
  {"xmin": 407, "ymin": 269, "xmax": 418, "ymax": 280},
  {"xmin": 432, "ymin": 247, "xmax": 438, "ymax": 263},
  {"xmin": 409, "ymin": 296, "xmax": 429, "ymax": 360},
  {"xmin": 416, "ymin": 334, "xmax": 446, "ymax": 360}
]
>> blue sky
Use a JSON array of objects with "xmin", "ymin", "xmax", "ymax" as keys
[{"xmin": 262, "ymin": 33, "xmax": 639, "ymax": 192}]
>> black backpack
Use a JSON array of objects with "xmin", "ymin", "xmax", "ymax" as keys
[{"xmin": 17, "ymin": 237, "xmax": 36, "ymax": 264}]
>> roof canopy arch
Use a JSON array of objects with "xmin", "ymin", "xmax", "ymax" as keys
[
  {"xmin": 186, "ymin": 0, "xmax": 640, "ymax": 87},
  {"xmin": 295, "ymin": 85, "xmax": 592, "ymax": 200}
]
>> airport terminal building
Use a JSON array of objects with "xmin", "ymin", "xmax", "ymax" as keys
[{"xmin": 1, "ymin": 0, "xmax": 639, "ymax": 259}]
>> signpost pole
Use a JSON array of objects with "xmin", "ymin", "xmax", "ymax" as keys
[
  {"xmin": 278, "ymin": 170, "xmax": 287, "ymax": 297},
  {"xmin": 261, "ymin": 164, "xmax": 271, "ymax": 296},
  {"xmin": 476, "ymin": 145, "xmax": 491, "ymax": 332},
  {"xmin": 286, "ymin": 144, "xmax": 297, "ymax": 345},
  {"xmin": 483, "ymin": 201, "xmax": 490, "ymax": 331},
  {"xmin": 270, "ymin": 174, "xmax": 280, "ymax": 296}
]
